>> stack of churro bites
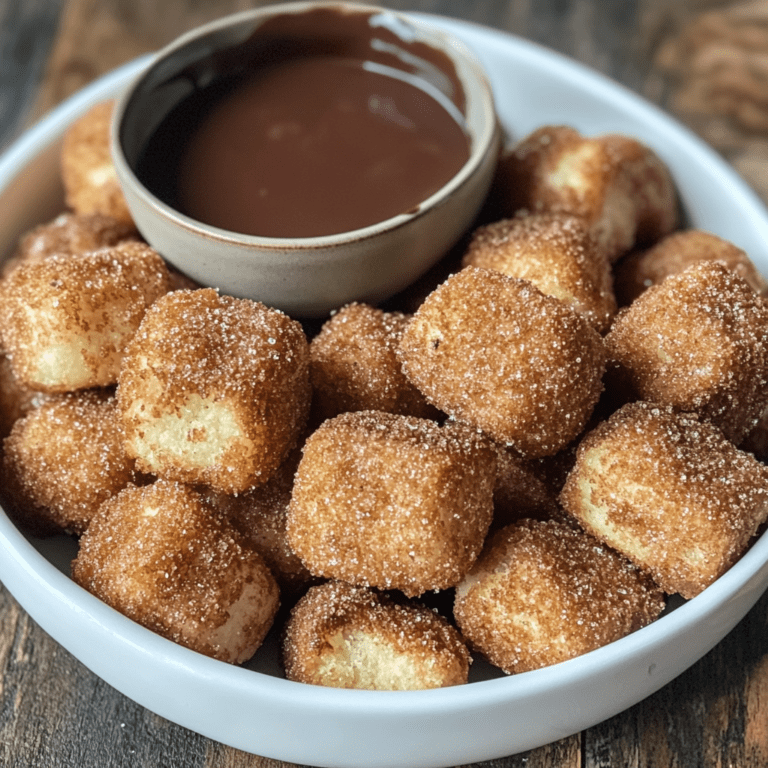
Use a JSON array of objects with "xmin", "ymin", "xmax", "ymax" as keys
[
  {"xmin": 0, "ymin": 102, "xmax": 311, "ymax": 666},
  {"xmin": 3, "ymin": 103, "xmax": 768, "ymax": 688}
]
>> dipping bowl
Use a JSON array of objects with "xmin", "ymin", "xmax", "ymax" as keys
[{"xmin": 111, "ymin": 1, "xmax": 500, "ymax": 317}]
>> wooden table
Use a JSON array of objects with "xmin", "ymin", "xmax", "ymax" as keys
[{"xmin": 2, "ymin": 1, "xmax": 768, "ymax": 766}]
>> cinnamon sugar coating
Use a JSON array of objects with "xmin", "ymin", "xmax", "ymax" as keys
[
  {"xmin": 117, "ymin": 288, "xmax": 311, "ymax": 494},
  {"xmin": 559, "ymin": 402, "xmax": 768, "ymax": 598},
  {"xmin": 462, "ymin": 213, "xmax": 617, "ymax": 333},
  {"xmin": 454, "ymin": 519, "xmax": 664, "ymax": 674},
  {"xmin": 2, "ymin": 390, "xmax": 136, "ymax": 536},
  {"xmin": 613, "ymin": 229, "xmax": 768, "ymax": 307},
  {"xmin": 493, "ymin": 126, "xmax": 678, "ymax": 262},
  {"xmin": 2, "ymin": 212, "xmax": 139, "ymax": 279},
  {"xmin": 60, "ymin": 100, "xmax": 133, "ymax": 224},
  {"xmin": 0, "ymin": 242, "xmax": 171, "ymax": 392},
  {"xmin": 605, "ymin": 261, "xmax": 768, "ymax": 443},
  {"xmin": 202, "ymin": 447, "xmax": 316, "ymax": 599},
  {"xmin": 309, "ymin": 302, "xmax": 438, "ymax": 425},
  {"xmin": 72, "ymin": 479, "xmax": 280, "ymax": 664},
  {"xmin": 286, "ymin": 411, "xmax": 496, "ymax": 597},
  {"xmin": 398, "ymin": 266, "xmax": 607, "ymax": 457},
  {"xmin": 283, "ymin": 580, "xmax": 470, "ymax": 690}
]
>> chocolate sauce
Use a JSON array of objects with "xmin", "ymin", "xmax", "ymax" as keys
[{"xmin": 135, "ymin": 7, "xmax": 471, "ymax": 238}]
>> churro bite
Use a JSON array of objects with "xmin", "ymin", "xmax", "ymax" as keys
[
  {"xmin": 203, "ymin": 448, "xmax": 316, "ymax": 599},
  {"xmin": 2, "ymin": 390, "xmax": 136, "ymax": 536},
  {"xmin": 604, "ymin": 261, "xmax": 768, "ymax": 444},
  {"xmin": 0, "ymin": 242, "xmax": 171, "ymax": 392},
  {"xmin": 72, "ymin": 479, "xmax": 280, "ymax": 663},
  {"xmin": 2, "ymin": 212, "xmax": 139, "ymax": 279},
  {"xmin": 118, "ymin": 288, "xmax": 311, "ymax": 494},
  {"xmin": 286, "ymin": 411, "xmax": 496, "ymax": 597},
  {"xmin": 495, "ymin": 126, "xmax": 677, "ymax": 262},
  {"xmin": 560, "ymin": 402, "xmax": 768, "ymax": 598},
  {"xmin": 454, "ymin": 519, "xmax": 664, "ymax": 674},
  {"xmin": 398, "ymin": 266, "xmax": 607, "ymax": 457},
  {"xmin": 309, "ymin": 302, "xmax": 438, "ymax": 424},
  {"xmin": 60, "ymin": 100, "xmax": 133, "ymax": 224},
  {"xmin": 613, "ymin": 229, "xmax": 768, "ymax": 307},
  {"xmin": 462, "ymin": 213, "xmax": 617, "ymax": 332},
  {"xmin": 283, "ymin": 580, "xmax": 470, "ymax": 690}
]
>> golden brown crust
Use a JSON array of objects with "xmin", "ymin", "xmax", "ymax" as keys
[
  {"xmin": 286, "ymin": 411, "xmax": 496, "ymax": 597},
  {"xmin": 60, "ymin": 101, "xmax": 134, "ymax": 224},
  {"xmin": 3, "ymin": 212, "xmax": 139, "ymax": 279},
  {"xmin": 117, "ymin": 288, "xmax": 311, "ymax": 494},
  {"xmin": 462, "ymin": 213, "xmax": 617, "ymax": 332},
  {"xmin": 559, "ymin": 401, "xmax": 768, "ymax": 598},
  {"xmin": 309, "ymin": 302, "xmax": 439, "ymax": 425},
  {"xmin": 605, "ymin": 261, "xmax": 768, "ymax": 443},
  {"xmin": 493, "ymin": 126, "xmax": 678, "ymax": 262},
  {"xmin": 454, "ymin": 519, "xmax": 665, "ymax": 674},
  {"xmin": 72, "ymin": 479, "xmax": 280, "ymax": 664},
  {"xmin": 3, "ymin": 389, "xmax": 136, "ymax": 536},
  {"xmin": 283, "ymin": 581, "xmax": 470, "ymax": 690},
  {"xmin": 613, "ymin": 229, "xmax": 768, "ymax": 307},
  {"xmin": 0, "ymin": 242, "xmax": 171, "ymax": 392},
  {"xmin": 398, "ymin": 266, "xmax": 607, "ymax": 457}
]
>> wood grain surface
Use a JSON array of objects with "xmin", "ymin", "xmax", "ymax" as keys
[{"xmin": 2, "ymin": 1, "xmax": 768, "ymax": 766}]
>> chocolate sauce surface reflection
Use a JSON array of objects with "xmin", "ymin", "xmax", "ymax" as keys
[{"xmin": 136, "ymin": 7, "xmax": 471, "ymax": 239}]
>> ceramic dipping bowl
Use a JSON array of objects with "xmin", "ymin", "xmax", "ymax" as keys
[{"xmin": 111, "ymin": 1, "xmax": 500, "ymax": 317}]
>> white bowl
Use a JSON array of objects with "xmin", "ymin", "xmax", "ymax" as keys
[
  {"xmin": 111, "ymin": 2, "xmax": 500, "ymax": 317},
  {"xmin": 2, "ymin": 15, "xmax": 768, "ymax": 768}
]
